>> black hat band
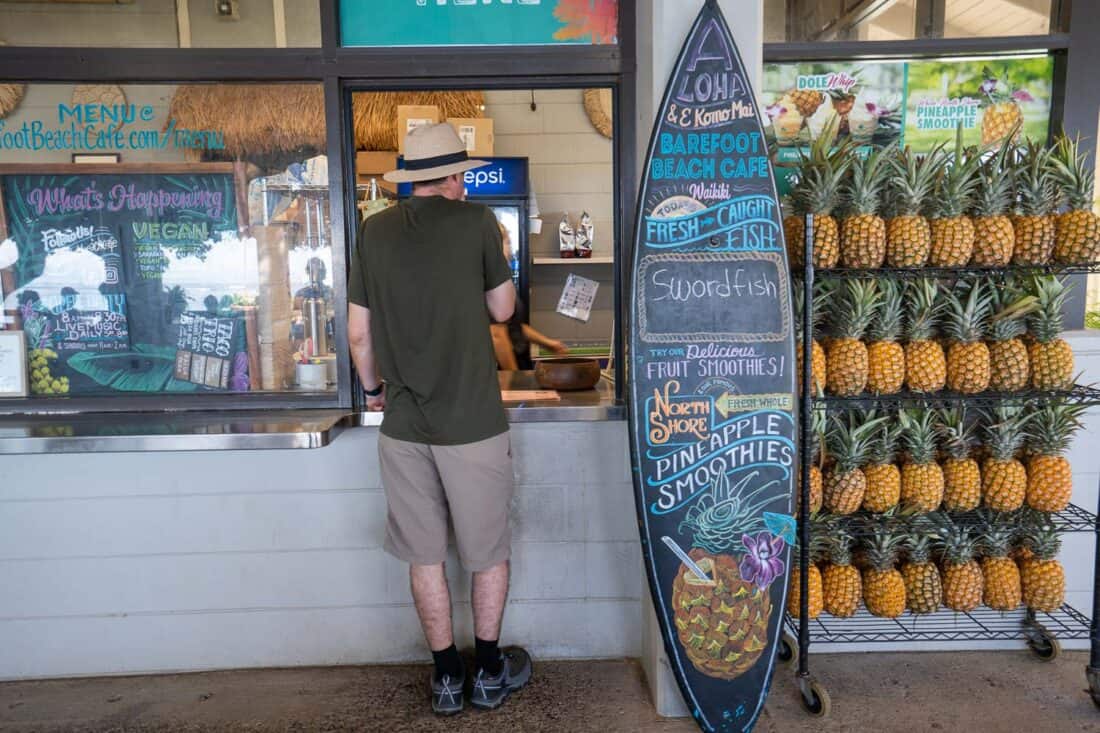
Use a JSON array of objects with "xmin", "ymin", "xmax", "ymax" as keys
[{"xmin": 403, "ymin": 150, "xmax": 469, "ymax": 171}]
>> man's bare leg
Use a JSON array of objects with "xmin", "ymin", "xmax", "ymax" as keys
[
  {"xmin": 410, "ymin": 563, "xmax": 453, "ymax": 650},
  {"xmin": 472, "ymin": 560, "xmax": 510, "ymax": 641}
]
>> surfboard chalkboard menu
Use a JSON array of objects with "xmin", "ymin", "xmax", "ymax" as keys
[
  {"xmin": 0, "ymin": 165, "xmax": 250, "ymax": 396},
  {"xmin": 628, "ymin": 3, "xmax": 795, "ymax": 731}
]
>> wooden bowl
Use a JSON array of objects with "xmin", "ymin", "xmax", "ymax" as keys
[{"xmin": 535, "ymin": 357, "xmax": 601, "ymax": 391}]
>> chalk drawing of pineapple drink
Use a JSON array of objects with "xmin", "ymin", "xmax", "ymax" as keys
[{"xmin": 666, "ymin": 470, "xmax": 793, "ymax": 680}]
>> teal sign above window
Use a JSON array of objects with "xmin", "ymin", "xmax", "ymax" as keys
[{"xmin": 339, "ymin": 0, "xmax": 618, "ymax": 48}]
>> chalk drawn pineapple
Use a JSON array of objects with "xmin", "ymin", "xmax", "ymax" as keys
[{"xmin": 668, "ymin": 470, "xmax": 792, "ymax": 680}]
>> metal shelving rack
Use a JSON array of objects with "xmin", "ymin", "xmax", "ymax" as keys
[{"xmin": 784, "ymin": 214, "xmax": 1100, "ymax": 716}]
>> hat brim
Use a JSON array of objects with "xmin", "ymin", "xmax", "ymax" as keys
[{"xmin": 383, "ymin": 158, "xmax": 490, "ymax": 184}]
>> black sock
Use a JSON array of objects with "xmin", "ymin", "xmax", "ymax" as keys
[
  {"xmin": 476, "ymin": 637, "xmax": 502, "ymax": 676},
  {"xmin": 431, "ymin": 644, "xmax": 462, "ymax": 681}
]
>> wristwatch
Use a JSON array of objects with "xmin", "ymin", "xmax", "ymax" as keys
[{"xmin": 364, "ymin": 381, "xmax": 384, "ymax": 397}]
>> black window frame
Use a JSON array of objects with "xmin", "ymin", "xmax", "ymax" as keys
[{"xmin": 0, "ymin": 0, "xmax": 637, "ymax": 414}]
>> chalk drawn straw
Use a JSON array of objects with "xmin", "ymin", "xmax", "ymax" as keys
[{"xmin": 662, "ymin": 535, "xmax": 713, "ymax": 584}]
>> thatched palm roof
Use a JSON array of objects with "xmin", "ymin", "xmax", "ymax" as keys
[{"xmin": 167, "ymin": 85, "xmax": 483, "ymax": 159}]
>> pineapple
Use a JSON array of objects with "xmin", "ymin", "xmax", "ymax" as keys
[
  {"xmin": 981, "ymin": 405, "xmax": 1031, "ymax": 512},
  {"xmin": 971, "ymin": 136, "xmax": 1017, "ymax": 266},
  {"xmin": 1026, "ymin": 401, "xmax": 1085, "ymax": 513},
  {"xmin": 943, "ymin": 279, "xmax": 993, "ymax": 394},
  {"xmin": 987, "ymin": 280, "xmax": 1037, "ymax": 392},
  {"xmin": 1026, "ymin": 276, "xmax": 1075, "ymax": 390},
  {"xmin": 979, "ymin": 66, "xmax": 1024, "ymax": 147},
  {"xmin": 824, "ymin": 412, "xmax": 887, "ymax": 515},
  {"xmin": 785, "ymin": 116, "xmax": 851, "ymax": 270},
  {"xmin": 787, "ymin": 514, "xmax": 826, "ymax": 620},
  {"xmin": 862, "ymin": 518, "xmax": 908, "ymax": 618},
  {"xmin": 904, "ymin": 278, "xmax": 947, "ymax": 393},
  {"xmin": 899, "ymin": 409, "xmax": 944, "ymax": 513},
  {"xmin": 939, "ymin": 515, "xmax": 983, "ymax": 613},
  {"xmin": 787, "ymin": 88, "xmax": 824, "ymax": 118},
  {"xmin": 980, "ymin": 511, "xmax": 1022, "ymax": 611},
  {"xmin": 825, "ymin": 279, "xmax": 879, "ymax": 396},
  {"xmin": 902, "ymin": 517, "xmax": 943, "ymax": 614},
  {"xmin": 839, "ymin": 145, "xmax": 889, "ymax": 268},
  {"xmin": 938, "ymin": 407, "xmax": 981, "ymax": 513},
  {"xmin": 821, "ymin": 524, "xmax": 862, "ymax": 618},
  {"xmin": 672, "ymin": 471, "xmax": 779, "ymax": 679},
  {"xmin": 929, "ymin": 126, "xmax": 982, "ymax": 267},
  {"xmin": 1019, "ymin": 524, "xmax": 1065, "ymax": 612},
  {"xmin": 862, "ymin": 419, "xmax": 902, "ymax": 513},
  {"xmin": 885, "ymin": 145, "xmax": 942, "ymax": 267},
  {"xmin": 866, "ymin": 278, "xmax": 906, "ymax": 395},
  {"xmin": 797, "ymin": 405, "xmax": 827, "ymax": 514},
  {"xmin": 1011, "ymin": 140, "xmax": 1057, "ymax": 265},
  {"xmin": 794, "ymin": 279, "xmax": 828, "ymax": 397},
  {"xmin": 1049, "ymin": 134, "xmax": 1100, "ymax": 264}
]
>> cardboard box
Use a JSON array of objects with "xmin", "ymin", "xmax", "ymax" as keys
[
  {"xmin": 356, "ymin": 151, "xmax": 398, "ymax": 195},
  {"xmin": 396, "ymin": 105, "xmax": 440, "ymax": 153},
  {"xmin": 446, "ymin": 117, "xmax": 495, "ymax": 157}
]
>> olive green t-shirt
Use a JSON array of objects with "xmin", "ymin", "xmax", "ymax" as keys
[{"xmin": 348, "ymin": 195, "xmax": 512, "ymax": 445}]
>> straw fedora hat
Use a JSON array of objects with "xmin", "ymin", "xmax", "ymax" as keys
[{"xmin": 384, "ymin": 123, "xmax": 488, "ymax": 183}]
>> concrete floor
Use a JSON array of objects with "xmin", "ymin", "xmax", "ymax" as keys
[{"xmin": 1, "ymin": 652, "xmax": 1098, "ymax": 732}]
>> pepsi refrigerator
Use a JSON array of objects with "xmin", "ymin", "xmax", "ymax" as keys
[{"xmin": 398, "ymin": 156, "xmax": 530, "ymax": 312}]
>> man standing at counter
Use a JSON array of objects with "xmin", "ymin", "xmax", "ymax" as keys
[{"xmin": 347, "ymin": 123, "xmax": 532, "ymax": 716}]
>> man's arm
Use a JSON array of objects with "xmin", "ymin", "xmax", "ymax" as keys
[
  {"xmin": 348, "ymin": 303, "xmax": 385, "ymax": 411},
  {"xmin": 485, "ymin": 279, "xmax": 516, "ymax": 323}
]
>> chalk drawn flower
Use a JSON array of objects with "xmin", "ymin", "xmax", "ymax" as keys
[
  {"xmin": 765, "ymin": 103, "xmax": 787, "ymax": 121},
  {"xmin": 1012, "ymin": 89, "xmax": 1035, "ymax": 103},
  {"xmin": 739, "ymin": 532, "xmax": 785, "ymax": 589},
  {"xmin": 980, "ymin": 78, "xmax": 998, "ymax": 96}
]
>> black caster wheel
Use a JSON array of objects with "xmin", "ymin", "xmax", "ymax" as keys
[
  {"xmin": 1027, "ymin": 633, "xmax": 1061, "ymax": 662},
  {"xmin": 777, "ymin": 632, "xmax": 797, "ymax": 668},
  {"xmin": 799, "ymin": 679, "xmax": 831, "ymax": 718}
]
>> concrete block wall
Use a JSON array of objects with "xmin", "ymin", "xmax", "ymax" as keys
[
  {"xmin": 483, "ymin": 89, "xmax": 616, "ymax": 346},
  {"xmin": 0, "ymin": 421, "xmax": 642, "ymax": 680}
]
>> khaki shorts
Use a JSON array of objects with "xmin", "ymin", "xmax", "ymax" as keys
[{"xmin": 378, "ymin": 431, "xmax": 514, "ymax": 572}]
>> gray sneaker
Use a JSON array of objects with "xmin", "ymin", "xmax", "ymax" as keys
[
  {"xmin": 431, "ymin": 668, "xmax": 465, "ymax": 716},
  {"xmin": 470, "ymin": 646, "xmax": 532, "ymax": 710}
]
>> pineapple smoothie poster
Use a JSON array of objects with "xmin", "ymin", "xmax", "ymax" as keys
[{"xmin": 629, "ymin": 3, "xmax": 795, "ymax": 731}]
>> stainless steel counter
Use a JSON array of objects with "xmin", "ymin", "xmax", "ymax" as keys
[
  {"xmin": 0, "ymin": 410, "xmax": 346, "ymax": 454},
  {"xmin": 0, "ymin": 372, "xmax": 621, "ymax": 454},
  {"xmin": 346, "ymin": 370, "xmax": 624, "ymax": 427}
]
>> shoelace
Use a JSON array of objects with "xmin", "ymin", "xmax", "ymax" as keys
[{"xmin": 436, "ymin": 675, "xmax": 459, "ymax": 706}]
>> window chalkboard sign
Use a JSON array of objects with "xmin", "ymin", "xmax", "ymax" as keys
[{"xmin": 0, "ymin": 164, "xmax": 250, "ymax": 396}]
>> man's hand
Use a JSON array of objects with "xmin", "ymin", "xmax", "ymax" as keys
[{"xmin": 365, "ymin": 384, "xmax": 386, "ymax": 412}]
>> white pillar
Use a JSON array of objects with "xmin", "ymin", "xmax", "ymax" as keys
[{"xmin": 634, "ymin": 0, "xmax": 765, "ymax": 719}]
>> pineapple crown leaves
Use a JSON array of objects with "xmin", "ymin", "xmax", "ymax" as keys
[
  {"xmin": 905, "ymin": 277, "xmax": 945, "ymax": 342},
  {"xmin": 867, "ymin": 418, "xmax": 903, "ymax": 465},
  {"xmin": 678, "ymin": 470, "xmax": 783, "ymax": 555},
  {"xmin": 1026, "ymin": 400, "xmax": 1087, "ymax": 457},
  {"xmin": 830, "ymin": 278, "xmax": 880, "ymax": 341},
  {"xmin": 868, "ymin": 277, "xmax": 904, "ymax": 342},
  {"xmin": 1026, "ymin": 275, "xmax": 1068, "ymax": 343},
  {"xmin": 1048, "ymin": 134, "xmax": 1096, "ymax": 212},
  {"xmin": 979, "ymin": 65, "xmax": 1027, "ymax": 107},
  {"xmin": 942, "ymin": 279, "xmax": 994, "ymax": 344},
  {"xmin": 888, "ymin": 144, "xmax": 945, "ymax": 217},
  {"xmin": 1013, "ymin": 138, "xmax": 1057, "ymax": 217},
  {"xmin": 861, "ymin": 515, "xmax": 908, "ymax": 571},
  {"xmin": 988, "ymin": 279, "xmax": 1039, "ymax": 342},
  {"xmin": 841, "ymin": 145, "xmax": 890, "ymax": 216},
  {"xmin": 903, "ymin": 514, "xmax": 943, "ymax": 564},
  {"xmin": 1016, "ymin": 514, "xmax": 1062, "ymax": 561},
  {"xmin": 793, "ymin": 513, "xmax": 831, "ymax": 567},
  {"xmin": 827, "ymin": 412, "xmax": 890, "ymax": 473},
  {"xmin": 930, "ymin": 125, "xmax": 985, "ymax": 219},
  {"xmin": 809, "ymin": 404, "xmax": 828, "ymax": 462},
  {"xmin": 936, "ymin": 514, "xmax": 980, "ymax": 566},
  {"xmin": 898, "ymin": 408, "xmax": 940, "ymax": 466},
  {"xmin": 791, "ymin": 117, "xmax": 854, "ymax": 216},
  {"xmin": 978, "ymin": 509, "xmax": 1019, "ymax": 559},
  {"xmin": 937, "ymin": 406, "xmax": 976, "ymax": 461},
  {"xmin": 971, "ymin": 132, "xmax": 1018, "ymax": 216},
  {"xmin": 793, "ymin": 278, "xmax": 831, "ymax": 338},
  {"xmin": 980, "ymin": 404, "xmax": 1033, "ymax": 461}
]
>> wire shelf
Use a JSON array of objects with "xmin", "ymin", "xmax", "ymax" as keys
[
  {"xmin": 811, "ymin": 384, "xmax": 1100, "ymax": 409},
  {"xmin": 793, "ymin": 262, "xmax": 1100, "ymax": 279},
  {"xmin": 784, "ymin": 604, "xmax": 1090, "ymax": 645},
  {"xmin": 813, "ymin": 504, "xmax": 1098, "ymax": 535}
]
